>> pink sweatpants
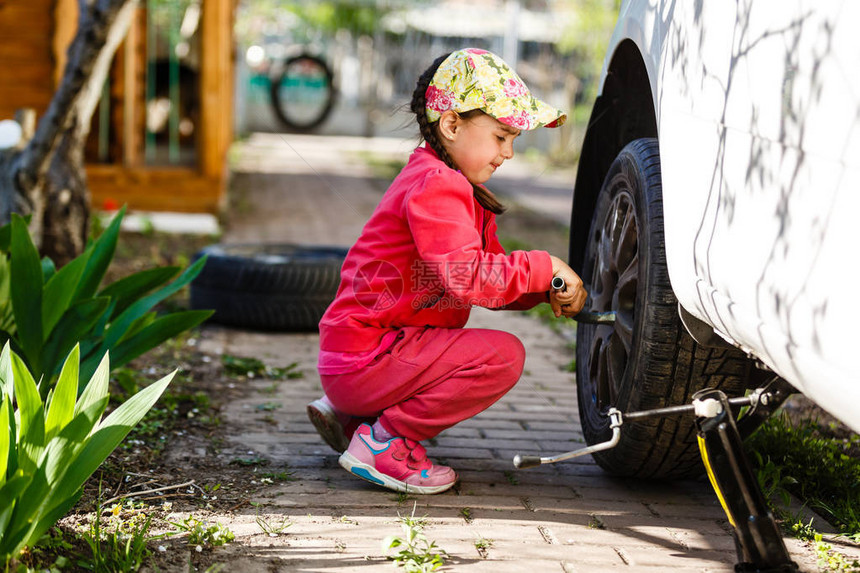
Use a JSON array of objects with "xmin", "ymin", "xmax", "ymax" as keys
[{"xmin": 320, "ymin": 326, "xmax": 526, "ymax": 442}]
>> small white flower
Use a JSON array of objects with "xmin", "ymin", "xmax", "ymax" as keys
[
  {"xmin": 158, "ymin": 545, "xmax": 167, "ymax": 553},
  {"xmin": 195, "ymin": 545, "xmax": 203, "ymax": 553}
]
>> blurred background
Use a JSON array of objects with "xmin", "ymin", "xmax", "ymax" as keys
[
  {"xmin": 0, "ymin": 0, "xmax": 619, "ymax": 220},
  {"xmin": 233, "ymin": 0, "xmax": 619, "ymax": 163}
]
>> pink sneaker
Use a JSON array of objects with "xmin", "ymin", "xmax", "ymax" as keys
[
  {"xmin": 307, "ymin": 397, "xmax": 360, "ymax": 453},
  {"xmin": 338, "ymin": 424, "xmax": 458, "ymax": 494}
]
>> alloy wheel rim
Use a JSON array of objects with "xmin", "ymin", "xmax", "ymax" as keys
[{"xmin": 586, "ymin": 190, "xmax": 639, "ymax": 413}]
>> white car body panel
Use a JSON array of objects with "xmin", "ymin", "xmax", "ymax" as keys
[{"xmin": 598, "ymin": 0, "xmax": 860, "ymax": 431}]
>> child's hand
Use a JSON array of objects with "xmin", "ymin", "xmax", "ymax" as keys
[{"xmin": 549, "ymin": 256, "xmax": 587, "ymax": 318}]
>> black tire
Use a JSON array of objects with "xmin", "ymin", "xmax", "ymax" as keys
[
  {"xmin": 575, "ymin": 138, "xmax": 752, "ymax": 479},
  {"xmin": 269, "ymin": 54, "xmax": 336, "ymax": 132},
  {"xmin": 190, "ymin": 243, "xmax": 347, "ymax": 331}
]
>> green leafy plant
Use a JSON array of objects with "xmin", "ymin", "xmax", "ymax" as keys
[
  {"xmin": 473, "ymin": 535, "xmax": 494, "ymax": 559},
  {"xmin": 0, "ymin": 208, "xmax": 211, "ymax": 397},
  {"xmin": 170, "ymin": 515, "xmax": 234, "ymax": 549},
  {"xmin": 0, "ymin": 343, "xmax": 175, "ymax": 566},
  {"xmin": 254, "ymin": 507, "xmax": 292, "ymax": 537},
  {"xmin": 79, "ymin": 502, "xmax": 158, "ymax": 572},
  {"xmin": 382, "ymin": 503, "xmax": 447, "ymax": 572},
  {"xmin": 814, "ymin": 533, "xmax": 860, "ymax": 572}
]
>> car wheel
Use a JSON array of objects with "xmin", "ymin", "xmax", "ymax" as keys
[
  {"xmin": 575, "ymin": 138, "xmax": 752, "ymax": 479},
  {"xmin": 190, "ymin": 243, "xmax": 347, "ymax": 331}
]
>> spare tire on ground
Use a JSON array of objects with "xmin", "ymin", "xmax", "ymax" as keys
[{"xmin": 190, "ymin": 243, "xmax": 348, "ymax": 331}]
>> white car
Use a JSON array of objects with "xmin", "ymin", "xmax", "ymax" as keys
[{"xmin": 569, "ymin": 0, "xmax": 860, "ymax": 478}]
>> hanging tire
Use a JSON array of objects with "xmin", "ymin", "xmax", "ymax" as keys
[
  {"xmin": 575, "ymin": 138, "xmax": 753, "ymax": 479},
  {"xmin": 190, "ymin": 243, "xmax": 347, "ymax": 331},
  {"xmin": 269, "ymin": 53, "xmax": 336, "ymax": 133}
]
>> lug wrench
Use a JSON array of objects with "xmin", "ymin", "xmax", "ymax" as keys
[
  {"xmin": 551, "ymin": 276, "xmax": 616, "ymax": 325},
  {"xmin": 513, "ymin": 394, "xmax": 757, "ymax": 469}
]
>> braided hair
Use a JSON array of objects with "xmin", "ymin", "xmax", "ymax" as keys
[{"xmin": 410, "ymin": 54, "xmax": 507, "ymax": 215}]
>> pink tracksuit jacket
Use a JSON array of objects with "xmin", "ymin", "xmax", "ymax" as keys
[
  {"xmin": 319, "ymin": 145, "xmax": 553, "ymax": 353},
  {"xmin": 316, "ymin": 145, "xmax": 554, "ymax": 440}
]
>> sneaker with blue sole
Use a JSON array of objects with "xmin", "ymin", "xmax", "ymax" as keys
[{"xmin": 338, "ymin": 423, "xmax": 457, "ymax": 495}]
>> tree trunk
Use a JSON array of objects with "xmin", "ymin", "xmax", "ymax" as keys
[
  {"xmin": 41, "ymin": 136, "xmax": 90, "ymax": 266},
  {"xmin": 0, "ymin": 0, "xmax": 137, "ymax": 263}
]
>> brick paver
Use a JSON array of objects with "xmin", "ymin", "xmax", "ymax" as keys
[{"xmin": 192, "ymin": 133, "xmax": 824, "ymax": 571}]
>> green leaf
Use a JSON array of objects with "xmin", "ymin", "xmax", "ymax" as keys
[
  {"xmin": 80, "ymin": 299, "xmax": 116, "ymax": 351},
  {"xmin": 11, "ymin": 352, "xmax": 42, "ymax": 445},
  {"xmin": 9, "ymin": 215, "xmax": 43, "ymax": 370},
  {"xmin": 75, "ymin": 352, "xmax": 110, "ymax": 420},
  {"xmin": 0, "ymin": 223, "xmax": 10, "ymax": 253},
  {"xmin": 0, "ymin": 470, "xmax": 31, "ymax": 559},
  {"xmin": 0, "ymin": 255, "xmax": 14, "ymax": 334},
  {"xmin": 12, "ymin": 398, "xmax": 104, "ymax": 556},
  {"xmin": 52, "ymin": 371, "xmax": 174, "ymax": 505},
  {"xmin": 43, "ymin": 397, "xmax": 106, "ymax": 486},
  {"xmin": 39, "ymin": 298, "xmax": 111, "ymax": 388},
  {"xmin": 105, "ymin": 310, "xmax": 212, "ymax": 374},
  {"xmin": 41, "ymin": 257, "xmax": 56, "ymax": 284},
  {"xmin": 24, "ymin": 489, "xmax": 82, "ymax": 551},
  {"xmin": 11, "ymin": 353, "xmax": 45, "ymax": 476},
  {"xmin": 42, "ymin": 253, "xmax": 91, "ymax": 336},
  {"xmin": 72, "ymin": 206, "xmax": 125, "ymax": 302},
  {"xmin": 44, "ymin": 346, "xmax": 80, "ymax": 442},
  {"xmin": 117, "ymin": 312, "xmax": 158, "ymax": 345},
  {"xmin": 0, "ymin": 332, "xmax": 25, "ymax": 370},
  {"xmin": 25, "ymin": 399, "xmax": 106, "ymax": 536},
  {"xmin": 0, "ymin": 341, "xmax": 13, "ymax": 401},
  {"xmin": 2, "ymin": 462, "xmax": 48, "ymax": 557},
  {"xmin": 98, "ymin": 266, "xmax": 180, "ymax": 320},
  {"xmin": 0, "ymin": 214, "xmax": 31, "ymax": 253},
  {"xmin": 24, "ymin": 489, "xmax": 82, "ymax": 550},
  {"xmin": 99, "ymin": 256, "xmax": 207, "ymax": 353}
]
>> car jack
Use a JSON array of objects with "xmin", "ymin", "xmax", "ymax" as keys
[{"xmin": 513, "ymin": 378, "xmax": 798, "ymax": 572}]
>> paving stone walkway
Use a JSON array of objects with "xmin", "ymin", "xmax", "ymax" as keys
[{"xmin": 191, "ymin": 133, "xmax": 822, "ymax": 572}]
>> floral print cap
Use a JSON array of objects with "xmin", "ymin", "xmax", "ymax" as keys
[{"xmin": 425, "ymin": 48, "xmax": 566, "ymax": 130}]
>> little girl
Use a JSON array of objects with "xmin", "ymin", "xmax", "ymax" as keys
[{"xmin": 308, "ymin": 48, "xmax": 587, "ymax": 494}]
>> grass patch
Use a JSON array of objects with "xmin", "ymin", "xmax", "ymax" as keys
[
  {"xmin": 746, "ymin": 413, "xmax": 860, "ymax": 538},
  {"xmin": 221, "ymin": 355, "xmax": 303, "ymax": 380}
]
